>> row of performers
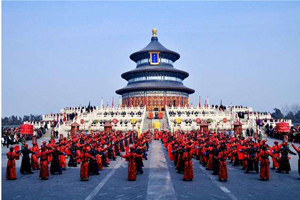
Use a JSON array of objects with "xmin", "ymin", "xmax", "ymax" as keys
[
  {"xmin": 6, "ymin": 131, "xmax": 151, "ymax": 181},
  {"xmin": 159, "ymin": 130, "xmax": 300, "ymax": 181}
]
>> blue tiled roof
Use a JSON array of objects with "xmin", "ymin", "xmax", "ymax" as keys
[
  {"xmin": 130, "ymin": 37, "xmax": 180, "ymax": 62},
  {"xmin": 116, "ymin": 80, "xmax": 195, "ymax": 95},
  {"xmin": 121, "ymin": 65, "xmax": 189, "ymax": 81}
]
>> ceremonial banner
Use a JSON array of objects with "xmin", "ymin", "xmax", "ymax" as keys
[
  {"xmin": 20, "ymin": 124, "xmax": 33, "ymax": 135},
  {"xmin": 275, "ymin": 122, "xmax": 290, "ymax": 133}
]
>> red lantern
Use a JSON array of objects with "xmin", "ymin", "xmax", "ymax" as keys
[
  {"xmin": 80, "ymin": 119, "xmax": 84, "ymax": 124},
  {"xmin": 223, "ymin": 118, "xmax": 228, "ymax": 123},
  {"xmin": 112, "ymin": 118, "xmax": 118, "ymax": 124},
  {"xmin": 196, "ymin": 118, "xmax": 201, "ymax": 124}
]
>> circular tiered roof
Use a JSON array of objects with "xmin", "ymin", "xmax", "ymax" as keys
[
  {"xmin": 130, "ymin": 36, "xmax": 180, "ymax": 63},
  {"xmin": 116, "ymin": 29, "xmax": 194, "ymax": 96}
]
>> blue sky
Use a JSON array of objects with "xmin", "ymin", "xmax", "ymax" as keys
[{"xmin": 2, "ymin": 1, "xmax": 300, "ymax": 117}]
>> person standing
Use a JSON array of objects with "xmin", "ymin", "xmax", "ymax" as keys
[
  {"xmin": 183, "ymin": 145, "xmax": 194, "ymax": 181},
  {"xmin": 215, "ymin": 144, "xmax": 230, "ymax": 182},
  {"xmin": 256, "ymin": 145, "xmax": 274, "ymax": 181},
  {"xmin": 276, "ymin": 142, "xmax": 296, "ymax": 174},
  {"xmin": 20, "ymin": 144, "xmax": 34, "ymax": 174},
  {"xmin": 6, "ymin": 147, "xmax": 20, "ymax": 180},
  {"xmin": 176, "ymin": 144, "xmax": 185, "ymax": 174},
  {"xmin": 39, "ymin": 146, "xmax": 53, "ymax": 180},
  {"xmin": 121, "ymin": 146, "xmax": 142, "ymax": 181},
  {"xmin": 245, "ymin": 142, "xmax": 259, "ymax": 174},
  {"xmin": 271, "ymin": 141, "xmax": 280, "ymax": 170},
  {"xmin": 50, "ymin": 145, "xmax": 64, "ymax": 175},
  {"xmin": 30, "ymin": 143, "xmax": 40, "ymax": 170},
  {"xmin": 76, "ymin": 147, "xmax": 95, "ymax": 181}
]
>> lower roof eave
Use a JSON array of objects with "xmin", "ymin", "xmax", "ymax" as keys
[{"xmin": 115, "ymin": 87, "xmax": 195, "ymax": 96}]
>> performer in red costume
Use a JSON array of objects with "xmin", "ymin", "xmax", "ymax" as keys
[
  {"xmin": 76, "ymin": 147, "xmax": 95, "ymax": 181},
  {"xmin": 256, "ymin": 145, "xmax": 275, "ymax": 181},
  {"xmin": 183, "ymin": 145, "xmax": 194, "ymax": 181},
  {"xmin": 96, "ymin": 146, "xmax": 103, "ymax": 171},
  {"xmin": 39, "ymin": 146, "xmax": 53, "ymax": 180},
  {"xmin": 215, "ymin": 143, "xmax": 230, "ymax": 182},
  {"xmin": 30, "ymin": 143, "xmax": 40, "ymax": 170},
  {"xmin": 271, "ymin": 141, "xmax": 280, "ymax": 170},
  {"xmin": 121, "ymin": 146, "xmax": 143, "ymax": 181},
  {"xmin": 6, "ymin": 147, "xmax": 20, "ymax": 180},
  {"xmin": 58, "ymin": 141, "xmax": 67, "ymax": 170}
]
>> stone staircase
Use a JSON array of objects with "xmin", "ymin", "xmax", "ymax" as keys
[
  {"xmin": 42, "ymin": 128, "xmax": 52, "ymax": 139},
  {"xmin": 141, "ymin": 111, "xmax": 170, "ymax": 132},
  {"xmin": 142, "ymin": 112, "xmax": 152, "ymax": 132}
]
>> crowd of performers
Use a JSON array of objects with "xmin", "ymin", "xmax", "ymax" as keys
[
  {"xmin": 6, "ymin": 131, "xmax": 151, "ymax": 181},
  {"xmin": 154, "ymin": 130, "xmax": 300, "ymax": 181}
]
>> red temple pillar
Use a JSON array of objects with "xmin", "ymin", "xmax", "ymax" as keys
[
  {"xmin": 129, "ymin": 97, "xmax": 132, "ymax": 107},
  {"xmin": 144, "ymin": 96, "xmax": 147, "ymax": 108}
]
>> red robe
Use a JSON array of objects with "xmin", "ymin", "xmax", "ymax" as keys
[
  {"xmin": 6, "ymin": 151, "xmax": 20, "ymax": 180},
  {"xmin": 183, "ymin": 150, "xmax": 194, "ymax": 181},
  {"xmin": 121, "ymin": 152, "xmax": 142, "ymax": 181},
  {"xmin": 39, "ymin": 150, "xmax": 53, "ymax": 180},
  {"xmin": 76, "ymin": 153, "xmax": 95, "ymax": 181},
  {"xmin": 58, "ymin": 146, "xmax": 67, "ymax": 169},
  {"xmin": 96, "ymin": 154, "xmax": 103, "ymax": 171},
  {"xmin": 30, "ymin": 146, "xmax": 40, "ymax": 170},
  {"xmin": 257, "ymin": 150, "xmax": 273, "ymax": 180},
  {"xmin": 76, "ymin": 149, "xmax": 82, "ymax": 163},
  {"xmin": 271, "ymin": 145, "xmax": 280, "ymax": 169},
  {"xmin": 206, "ymin": 148, "xmax": 213, "ymax": 170},
  {"xmin": 243, "ymin": 152, "xmax": 249, "ymax": 170},
  {"xmin": 216, "ymin": 151, "xmax": 229, "ymax": 181},
  {"xmin": 47, "ymin": 143, "xmax": 53, "ymax": 162},
  {"xmin": 168, "ymin": 143, "xmax": 174, "ymax": 161}
]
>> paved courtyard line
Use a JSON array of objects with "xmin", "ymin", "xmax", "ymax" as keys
[
  {"xmin": 84, "ymin": 158, "xmax": 124, "ymax": 200},
  {"xmin": 195, "ymin": 160, "xmax": 238, "ymax": 200},
  {"xmin": 146, "ymin": 140, "xmax": 177, "ymax": 200}
]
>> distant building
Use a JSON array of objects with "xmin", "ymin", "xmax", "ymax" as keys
[{"xmin": 116, "ymin": 29, "xmax": 194, "ymax": 111}]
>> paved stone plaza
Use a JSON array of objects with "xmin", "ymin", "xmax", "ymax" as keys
[{"xmin": 2, "ymin": 137, "xmax": 300, "ymax": 200}]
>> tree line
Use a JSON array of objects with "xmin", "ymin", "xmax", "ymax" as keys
[
  {"xmin": 271, "ymin": 103, "xmax": 300, "ymax": 123},
  {"xmin": 2, "ymin": 115, "xmax": 43, "ymax": 126}
]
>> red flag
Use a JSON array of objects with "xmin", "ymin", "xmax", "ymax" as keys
[{"xmin": 199, "ymin": 96, "xmax": 201, "ymax": 108}]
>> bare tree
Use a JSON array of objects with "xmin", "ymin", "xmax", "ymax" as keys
[
  {"xmin": 290, "ymin": 103, "xmax": 300, "ymax": 115},
  {"xmin": 281, "ymin": 104, "xmax": 290, "ymax": 116}
]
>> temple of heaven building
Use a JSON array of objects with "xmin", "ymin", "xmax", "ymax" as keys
[{"xmin": 116, "ymin": 29, "xmax": 195, "ymax": 111}]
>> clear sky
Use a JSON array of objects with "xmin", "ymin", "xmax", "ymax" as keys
[{"xmin": 2, "ymin": 1, "xmax": 300, "ymax": 117}]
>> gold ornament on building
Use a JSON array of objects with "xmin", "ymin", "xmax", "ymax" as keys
[{"xmin": 152, "ymin": 28, "xmax": 157, "ymax": 37}]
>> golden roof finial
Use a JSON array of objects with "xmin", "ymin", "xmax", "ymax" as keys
[{"xmin": 152, "ymin": 28, "xmax": 157, "ymax": 37}]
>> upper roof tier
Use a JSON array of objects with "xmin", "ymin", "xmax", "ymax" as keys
[
  {"xmin": 121, "ymin": 65, "xmax": 189, "ymax": 81},
  {"xmin": 130, "ymin": 29, "xmax": 180, "ymax": 62}
]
